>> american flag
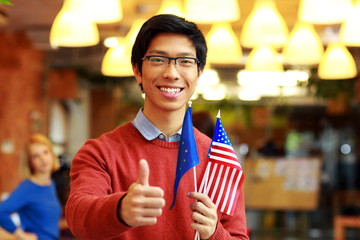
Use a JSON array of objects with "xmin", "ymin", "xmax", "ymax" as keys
[{"xmin": 199, "ymin": 111, "xmax": 244, "ymax": 216}]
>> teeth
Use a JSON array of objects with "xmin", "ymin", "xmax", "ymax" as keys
[{"xmin": 160, "ymin": 87, "xmax": 181, "ymax": 94}]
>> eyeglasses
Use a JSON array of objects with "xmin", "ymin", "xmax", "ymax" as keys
[{"xmin": 141, "ymin": 55, "xmax": 200, "ymax": 69}]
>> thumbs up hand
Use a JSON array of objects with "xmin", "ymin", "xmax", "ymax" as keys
[{"xmin": 119, "ymin": 159, "xmax": 165, "ymax": 227}]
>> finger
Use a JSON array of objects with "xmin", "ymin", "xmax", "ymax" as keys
[
  {"xmin": 191, "ymin": 210, "xmax": 208, "ymax": 224},
  {"xmin": 187, "ymin": 192, "xmax": 216, "ymax": 208},
  {"xmin": 190, "ymin": 201, "xmax": 214, "ymax": 219},
  {"xmin": 135, "ymin": 216, "xmax": 158, "ymax": 226},
  {"xmin": 138, "ymin": 159, "xmax": 149, "ymax": 186},
  {"xmin": 144, "ymin": 186, "xmax": 164, "ymax": 198},
  {"xmin": 143, "ymin": 197, "xmax": 166, "ymax": 208}
]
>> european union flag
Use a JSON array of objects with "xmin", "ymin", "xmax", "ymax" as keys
[{"xmin": 170, "ymin": 103, "xmax": 200, "ymax": 209}]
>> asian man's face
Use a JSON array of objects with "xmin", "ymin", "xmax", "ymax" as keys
[{"xmin": 134, "ymin": 33, "xmax": 202, "ymax": 115}]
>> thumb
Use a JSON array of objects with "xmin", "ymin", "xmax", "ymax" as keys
[{"xmin": 137, "ymin": 159, "xmax": 149, "ymax": 186}]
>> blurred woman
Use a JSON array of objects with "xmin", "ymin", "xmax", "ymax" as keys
[{"xmin": 0, "ymin": 133, "xmax": 62, "ymax": 240}]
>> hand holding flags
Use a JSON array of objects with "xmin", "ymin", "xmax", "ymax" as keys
[
  {"xmin": 170, "ymin": 101, "xmax": 200, "ymax": 209},
  {"xmin": 199, "ymin": 110, "xmax": 244, "ymax": 216}
]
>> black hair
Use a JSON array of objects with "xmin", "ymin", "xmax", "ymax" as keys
[{"xmin": 131, "ymin": 14, "xmax": 207, "ymax": 74}]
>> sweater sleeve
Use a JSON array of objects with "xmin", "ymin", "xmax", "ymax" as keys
[
  {"xmin": 0, "ymin": 182, "xmax": 29, "ymax": 233},
  {"xmin": 209, "ymin": 186, "xmax": 249, "ymax": 240},
  {"xmin": 65, "ymin": 140, "xmax": 132, "ymax": 239}
]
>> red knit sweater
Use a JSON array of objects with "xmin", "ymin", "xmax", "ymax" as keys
[{"xmin": 65, "ymin": 122, "xmax": 249, "ymax": 240}]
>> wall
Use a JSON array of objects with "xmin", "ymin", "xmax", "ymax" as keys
[{"xmin": 0, "ymin": 32, "xmax": 48, "ymax": 193}]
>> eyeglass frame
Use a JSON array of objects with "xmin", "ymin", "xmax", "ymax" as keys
[{"xmin": 141, "ymin": 55, "xmax": 200, "ymax": 68}]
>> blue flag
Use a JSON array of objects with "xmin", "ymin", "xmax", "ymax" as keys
[{"xmin": 170, "ymin": 103, "xmax": 200, "ymax": 209}]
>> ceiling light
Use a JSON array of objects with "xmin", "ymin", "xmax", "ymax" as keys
[
  {"xmin": 49, "ymin": 0, "xmax": 99, "ymax": 48},
  {"xmin": 318, "ymin": 43, "xmax": 357, "ymax": 80},
  {"xmin": 88, "ymin": 0, "xmax": 123, "ymax": 23},
  {"xmin": 157, "ymin": 0, "xmax": 184, "ymax": 17},
  {"xmin": 237, "ymin": 70, "xmax": 308, "ymax": 87},
  {"xmin": 282, "ymin": 87, "xmax": 307, "ymax": 96},
  {"xmin": 184, "ymin": 0, "xmax": 240, "ymax": 23},
  {"xmin": 245, "ymin": 45, "xmax": 283, "ymax": 72},
  {"xmin": 103, "ymin": 36, "xmax": 121, "ymax": 48},
  {"xmin": 238, "ymin": 88, "xmax": 261, "ymax": 101},
  {"xmin": 240, "ymin": 0, "xmax": 288, "ymax": 49},
  {"xmin": 298, "ymin": 0, "xmax": 353, "ymax": 24},
  {"xmin": 124, "ymin": 19, "xmax": 146, "ymax": 55},
  {"xmin": 101, "ymin": 38, "xmax": 133, "ymax": 77},
  {"xmin": 283, "ymin": 22, "xmax": 324, "ymax": 65},
  {"xmin": 206, "ymin": 23, "xmax": 242, "ymax": 64},
  {"xmin": 198, "ymin": 69, "xmax": 220, "ymax": 87},
  {"xmin": 238, "ymin": 70, "xmax": 283, "ymax": 87},
  {"xmin": 201, "ymin": 84, "xmax": 227, "ymax": 101},
  {"xmin": 340, "ymin": 1, "xmax": 360, "ymax": 47}
]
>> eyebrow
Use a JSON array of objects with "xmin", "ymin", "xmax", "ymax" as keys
[{"xmin": 147, "ymin": 50, "xmax": 196, "ymax": 57}]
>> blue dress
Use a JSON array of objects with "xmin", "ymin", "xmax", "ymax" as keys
[{"xmin": 0, "ymin": 179, "xmax": 62, "ymax": 240}]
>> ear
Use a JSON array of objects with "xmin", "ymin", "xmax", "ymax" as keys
[{"xmin": 133, "ymin": 65, "xmax": 142, "ymax": 85}]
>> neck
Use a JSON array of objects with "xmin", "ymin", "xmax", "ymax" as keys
[
  {"xmin": 143, "ymin": 106, "xmax": 186, "ymax": 139},
  {"xmin": 30, "ymin": 172, "xmax": 51, "ymax": 185}
]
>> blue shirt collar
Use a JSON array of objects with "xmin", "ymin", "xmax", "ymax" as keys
[{"xmin": 132, "ymin": 108, "xmax": 181, "ymax": 142}]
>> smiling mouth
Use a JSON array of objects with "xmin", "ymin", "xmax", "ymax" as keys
[{"xmin": 159, "ymin": 87, "xmax": 183, "ymax": 94}]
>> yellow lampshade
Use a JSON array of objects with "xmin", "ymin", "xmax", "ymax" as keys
[
  {"xmin": 157, "ymin": 0, "xmax": 184, "ymax": 17},
  {"xmin": 318, "ymin": 43, "xmax": 357, "ymax": 79},
  {"xmin": 245, "ymin": 45, "xmax": 283, "ymax": 72},
  {"xmin": 88, "ymin": 0, "xmax": 123, "ymax": 23},
  {"xmin": 206, "ymin": 23, "xmax": 242, "ymax": 64},
  {"xmin": 340, "ymin": 1, "xmax": 360, "ymax": 47},
  {"xmin": 124, "ymin": 19, "xmax": 146, "ymax": 56},
  {"xmin": 298, "ymin": 0, "xmax": 353, "ymax": 24},
  {"xmin": 49, "ymin": 0, "xmax": 99, "ymax": 48},
  {"xmin": 240, "ymin": 0, "xmax": 288, "ymax": 49},
  {"xmin": 184, "ymin": 0, "xmax": 240, "ymax": 23},
  {"xmin": 101, "ymin": 38, "xmax": 133, "ymax": 77},
  {"xmin": 283, "ymin": 22, "xmax": 324, "ymax": 65}
]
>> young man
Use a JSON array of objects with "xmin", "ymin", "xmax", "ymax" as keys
[{"xmin": 65, "ymin": 14, "xmax": 249, "ymax": 240}]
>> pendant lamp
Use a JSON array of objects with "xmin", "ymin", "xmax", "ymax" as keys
[
  {"xmin": 240, "ymin": 0, "xmax": 288, "ymax": 49},
  {"xmin": 88, "ymin": 0, "xmax": 123, "ymax": 23},
  {"xmin": 245, "ymin": 45, "xmax": 283, "ymax": 72},
  {"xmin": 101, "ymin": 38, "xmax": 133, "ymax": 77},
  {"xmin": 50, "ymin": 0, "xmax": 99, "ymax": 48},
  {"xmin": 124, "ymin": 19, "xmax": 146, "ymax": 56},
  {"xmin": 318, "ymin": 43, "xmax": 357, "ymax": 79},
  {"xmin": 206, "ymin": 23, "xmax": 242, "ymax": 64},
  {"xmin": 283, "ymin": 22, "xmax": 324, "ymax": 65},
  {"xmin": 340, "ymin": 1, "xmax": 360, "ymax": 47},
  {"xmin": 184, "ymin": 0, "xmax": 240, "ymax": 23},
  {"xmin": 157, "ymin": 0, "xmax": 184, "ymax": 17},
  {"xmin": 298, "ymin": 0, "xmax": 352, "ymax": 24}
]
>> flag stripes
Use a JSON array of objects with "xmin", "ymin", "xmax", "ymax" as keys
[
  {"xmin": 199, "ymin": 114, "xmax": 244, "ymax": 216},
  {"xmin": 199, "ymin": 161, "xmax": 243, "ymax": 215}
]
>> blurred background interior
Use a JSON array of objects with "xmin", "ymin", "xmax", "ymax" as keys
[{"xmin": 1, "ymin": 0, "xmax": 360, "ymax": 239}]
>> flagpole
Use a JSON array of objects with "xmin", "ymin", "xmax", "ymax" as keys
[
  {"xmin": 188, "ymin": 101, "xmax": 200, "ymax": 240},
  {"xmin": 193, "ymin": 166, "xmax": 200, "ymax": 240}
]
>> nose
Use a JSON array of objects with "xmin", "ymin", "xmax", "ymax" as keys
[{"xmin": 162, "ymin": 60, "xmax": 180, "ymax": 80}]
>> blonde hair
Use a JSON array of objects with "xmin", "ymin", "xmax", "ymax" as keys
[{"xmin": 27, "ymin": 133, "xmax": 60, "ymax": 174}]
